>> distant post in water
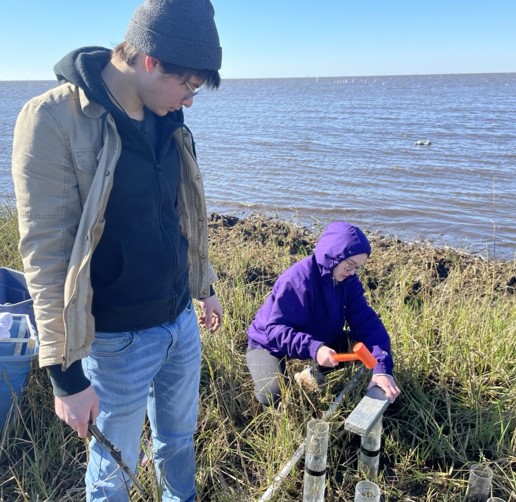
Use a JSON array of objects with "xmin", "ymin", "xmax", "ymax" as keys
[{"xmin": 303, "ymin": 419, "xmax": 329, "ymax": 502}]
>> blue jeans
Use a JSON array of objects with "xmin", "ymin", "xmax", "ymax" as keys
[{"xmin": 82, "ymin": 303, "xmax": 201, "ymax": 502}]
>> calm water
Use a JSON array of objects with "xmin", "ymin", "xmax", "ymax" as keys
[{"xmin": 1, "ymin": 74, "xmax": 515, "ymax": 260}]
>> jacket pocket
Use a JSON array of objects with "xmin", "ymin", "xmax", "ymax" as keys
[
  {"xmin": 72, "ymin": 148, "xmax": 99, "ymax": 174},
  {"xmin": 72, "ymin": 148, "xmax": 99, "ymax": 204}
]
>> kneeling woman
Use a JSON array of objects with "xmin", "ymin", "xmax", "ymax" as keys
[{"xmin": 246, "ymin": 221, "xmax": 400, "ymax": 408}]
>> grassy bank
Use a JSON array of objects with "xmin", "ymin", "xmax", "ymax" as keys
[{"xmin": 1, "ymin": 209, "xmax": 515, "ymax": 501}]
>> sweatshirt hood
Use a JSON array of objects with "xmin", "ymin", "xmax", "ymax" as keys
[
  {"xmin": 314, "ymin": 221, "xmax": 371, "ymax": 277},
  {"xmin": 54, "ymin": 46, "xmax": 113, "ymax": 107}
]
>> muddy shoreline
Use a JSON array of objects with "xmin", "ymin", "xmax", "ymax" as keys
[{"xmin": 207, "ymin": 213, "xmax": 516, "ymax": 298}]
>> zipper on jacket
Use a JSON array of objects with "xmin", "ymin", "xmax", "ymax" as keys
[
  {"xmin": 132, "ymin": 114, "xmax": 183, "ymax": 316},
  {"xmin": 157, "ymin": 138, "xmax": 181, "ymax": 318}
]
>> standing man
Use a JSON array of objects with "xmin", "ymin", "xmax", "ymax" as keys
[{"xmin": 12, "ymin": 0, "xmax": 223, "ymax": 500}]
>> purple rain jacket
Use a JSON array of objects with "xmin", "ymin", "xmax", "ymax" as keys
[{"xmin": 247, "ymin": 221, "xmax": 393, "ymax": 375}]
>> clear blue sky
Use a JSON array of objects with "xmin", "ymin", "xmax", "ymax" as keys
[{"xmin": 2, "ymin": 0, "xmax": 515, "ymax": 80}]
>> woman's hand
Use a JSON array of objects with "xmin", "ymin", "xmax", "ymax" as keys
[
  {"xmin": 368, "ymin": 373, "xmax": 400, "ymax": 403},
  {"xmin": 315, "ymin": 345, "xmax": 339, "ymax": 367}
]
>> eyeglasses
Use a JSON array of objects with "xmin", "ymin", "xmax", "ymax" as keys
[
  {"xmin": 342, "ymin": 260, "xmax": 363, "ymax": 273},
  {"xmin": 183, "ymin": 81, "xmax": 204, "ymax": 101}
]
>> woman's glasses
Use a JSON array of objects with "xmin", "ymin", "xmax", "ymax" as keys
[{"xmin": 342, "ymin": 260, "xmax": 363, "ymax": 273}]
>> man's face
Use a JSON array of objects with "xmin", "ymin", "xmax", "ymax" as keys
[{"xmin": 139, "ymin": 56, "xmax": 203, "ymax": 115}]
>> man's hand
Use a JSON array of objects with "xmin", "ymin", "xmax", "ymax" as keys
[
  {"xmin": 198, "ymin": 295, "xmax": 223, "ymax": 333},
  {"xmin": 55, "ymin": 385, "xmax": 99, "ymax": 438},
  {"xmin": 368, "ymin": 374, "xmax": 400, "ymax": 403}
]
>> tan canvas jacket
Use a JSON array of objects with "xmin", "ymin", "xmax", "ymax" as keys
[{"xmin": 12, "ymin": 83, "xmax": 217, "ymax": 370}]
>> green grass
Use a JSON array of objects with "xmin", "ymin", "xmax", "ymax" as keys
[{"xmin": 1, "ymin": 209, "xmax": 515, "ymax": 501}]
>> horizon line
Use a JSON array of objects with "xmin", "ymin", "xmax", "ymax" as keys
[{"xmin": 1, "ymin": 71, "xmax": 516, "ymax": 83}]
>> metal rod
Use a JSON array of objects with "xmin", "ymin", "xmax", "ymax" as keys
[
  {"xmin": 88, "ymin": 423, "xmax": 146, "ymax": 497},
  {"xmin": 258, "ymin": 442, "xmax": 306, "ymax": 502}
]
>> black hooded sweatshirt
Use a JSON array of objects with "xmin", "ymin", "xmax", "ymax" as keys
[{"xmin": 48, "ymin": 47, "xmax": 190, "ymax": 396}]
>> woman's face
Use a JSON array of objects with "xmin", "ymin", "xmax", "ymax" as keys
[{"xmin": 332, "ymin": 253, "xmax": 368, "ymax": 282}]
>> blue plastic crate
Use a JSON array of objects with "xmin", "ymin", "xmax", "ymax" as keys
[
  {"xmin": 0, "ymin": 314, "xmax": 38, "ymax": 431},
  {"xmin": 0, "ymin": 267, "xmax": 35, "ymax": 328}
]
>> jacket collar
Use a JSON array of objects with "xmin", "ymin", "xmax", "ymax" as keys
[{"xmin": 78, "ymin": 86, "xmax": 107, "ymax": 119}]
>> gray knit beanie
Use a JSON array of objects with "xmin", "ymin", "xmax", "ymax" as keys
[{"xmin": 125, "ymin": 0, "xmax": 222, "ymax": 70}]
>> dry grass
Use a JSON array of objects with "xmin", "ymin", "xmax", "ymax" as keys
[{"xmin": 1, "ymin": 211, "xmax": 515, "ymax": 501}]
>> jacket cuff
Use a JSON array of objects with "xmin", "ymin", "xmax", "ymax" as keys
[
  {"xmin": 200, "ymin": 284, "xmax": 216, "ymax": 300},
  {"xmin": 309, "ymin": 341, "xmax": 324, "ymax": 360},
  {"xmin": 372, "ymin": 345, "xmax": 393, "ymax": 375},
  {"xmin": 46, "ymin": 360, "xmax": 91, "ymax": 397}
]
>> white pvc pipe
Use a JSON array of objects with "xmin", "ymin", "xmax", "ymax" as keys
[
  {"xmin": 303, "ymin": 419, "xmax": 329, "ymax": 502},
  {"xmin": 358, "ymin": 418, "xmax": 382, "ymax": 478}
]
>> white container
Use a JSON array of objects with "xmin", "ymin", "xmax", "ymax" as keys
[
  {"xmin": 354, "ymin": 480, "xmax": 380, "ymax": 502},
  {"xmin": 466, "ymin": 463, "xmax": 493, "ymax": 502},
  {"xmin": 303, "ymin": 419, "xmax": 329, "ymax": 502}
]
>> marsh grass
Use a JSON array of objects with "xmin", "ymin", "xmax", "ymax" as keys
[{"xmin": 1, "ymin": 210, "xmax": 515, "ymax": 501}]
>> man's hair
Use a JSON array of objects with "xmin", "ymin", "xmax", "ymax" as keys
[{"xmin": 113, "ymin": 41, "xmax": 220, "ymax": 89}]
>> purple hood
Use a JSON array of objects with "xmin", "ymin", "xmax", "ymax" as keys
[{"xmin": 314, "ymin": 221, "xmax": 371, "ymax": 278}]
